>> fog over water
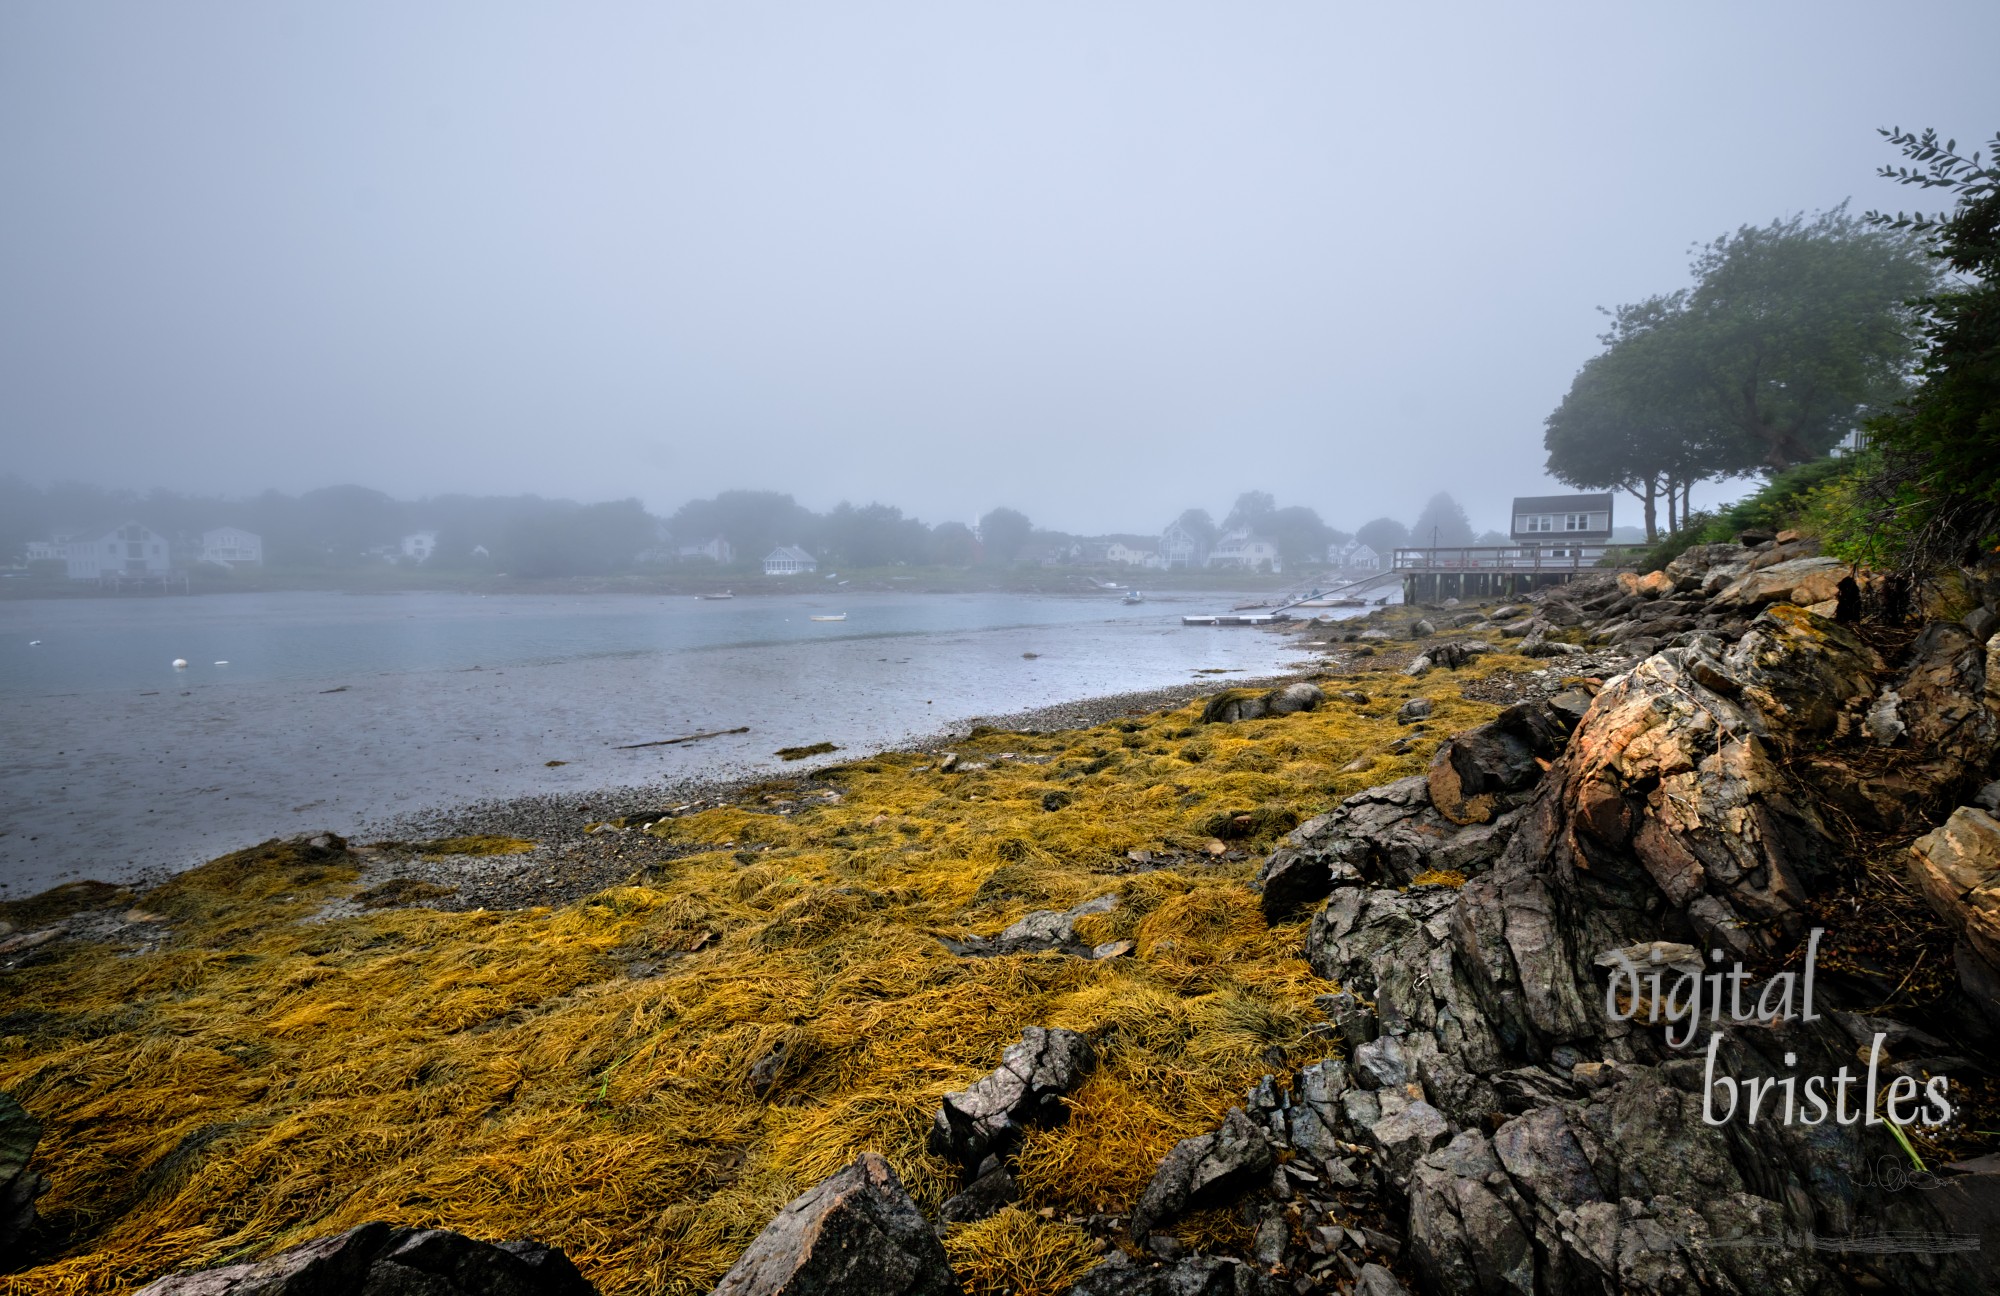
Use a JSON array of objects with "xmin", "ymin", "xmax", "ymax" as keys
[{"xmin": 5, "ymin": 3, "xmax": 1997, "ymax": 531}]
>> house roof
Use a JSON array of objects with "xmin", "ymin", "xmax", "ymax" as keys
[
  {"xmin": 1511, "ymin": 493, "xmax": 1614, "ymax": 514},
  {"xmin": 765, "ymin": 545, "xmax": 814, "ymax": 562}
]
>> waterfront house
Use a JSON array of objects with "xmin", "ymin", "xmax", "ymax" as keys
[
  {"xmin": 1158, "ymin": 520, "xmax": 1206, "ymax": 570},
  {"xmin": 400, "ymin": 531, "xmax": 440, "ymax": 563},
  {"xmin": 199, "ymin": 527, "xmax": 263, "ymax": 567},
  {"xmin": 29, "ymin": 523, "xmax": 172, "ymax": 579},
  {"xmin": 1509, "ymin": 493, "xmax": 1614, "ymax": 557},
  {"xmin": 1205, "ymin": 530, "xmax": 1282, "ymax": 574},
  {"xmin": 676, "ymin": 536, "xmax": 734, "ymax": 565},
  {"xmin": 763, "ymin": 545, "xmax": 818, "ymax": 575},
  {"xmin": 1329, "ymin": 541, "xmax": 1380, "ymax": 570},
  {"xmin": 1105, "ymin": 541, "xmax": 1156, "ymax": 567}
]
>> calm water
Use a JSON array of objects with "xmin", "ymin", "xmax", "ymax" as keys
[{"xmin": 1, "ymin": 589, "xmax": 1331, "ymax": 893}]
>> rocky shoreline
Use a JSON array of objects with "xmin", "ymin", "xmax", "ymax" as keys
[{"xmin": 4, "ymin": 533, "xmax": 1999, "ymax": 1295}]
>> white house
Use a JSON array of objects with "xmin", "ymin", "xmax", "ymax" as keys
[
  {"xmin": 1159, "ymin": 520, "xmax": 1206, "ymax": 570},
  {"xmin": 1329, "ymin": 541, "xmax": 1380, "ymax": 570},
  {"xmin": 763, "ymin": 545, "xmax": 818, "ymax": 575},
  {"xmin": 400, "ymin": 531, "xmax": 440, "ymax": 563},
  {"xmin": 1205, "ymin": 530, "xmax": 1282, "ymax": 574},
  {"xmin": 30, "ymin": 523, "xmax": 172, "ymax": 579},
  {"xmin": 1105, "ymin": 542, "xmax": 1156, "ymax": 567},
  {"xmin": 200, "ymin": 527, "xmax": 263, "ymax": 567},
  {"xmin": 677, "ymin": 536, "xmax": 734, "ymax": 564}
]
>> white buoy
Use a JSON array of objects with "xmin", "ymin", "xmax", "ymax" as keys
[
  {"xmin": 213, "ymin": 660, "xmax": 230, "ymax": 666},
  {"xmin": 172, "ymin": 658, "xmax": 188, "ymax": 669},
  {"xmin": 28, "ymin": 640, "xmax": 40, "ymax": 646}
]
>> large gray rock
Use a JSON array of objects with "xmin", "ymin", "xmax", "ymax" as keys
[
  {"xmin": 1709, "ymin": 555, "xmax": 1851, "ymax": 610},
  {"xmin": 1426, "ymin": 699, "xmax": 1574, "ymax": 826},
  {"xmin": 929, "ymin": 1027, "xmax": 1096, "ymax": 1169},
  {"xmin": 0, "ymin": 1092, "xmax": 43, "ymax": 1265},
  {"xmin": 1130, "ymin": 1108, "xmax": 1274, "ymax": 1238},
  {"xmin": 941, "ymin": 894, "xmax": 1119, "ymax": 958},
  {"xmin": 1255, "ymin": 775, "xmax": 1524, "ymax": 922},
  {"xmin": 133, "ymin": 1223, "xmax": 596, "ymax": 1296},
  {"xmin": 1064, "ymin": 1250, "xmax": 1283, "ymax": 1296},
  {"xmin": 712, "ymin": 1153, "xmax": 959, "ymax": 1296}
]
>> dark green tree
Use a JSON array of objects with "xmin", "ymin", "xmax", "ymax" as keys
[
  {"xmin": 1355, "ymin": 517, "xmax": 1410, "ymax": 555},
  {"xmin": 1862, "ymin": 127, "xmax": 2000, "ymax": 562},
  {"xmin": 1222, "ymin": 490, "xmax": 1277, "ymax": 533},
  {"xmin": 1678, "ymin": 206, "xmax": 1934, "ymax": 471},
  {"xmin": 978, "ymin": 507, "xmax": 1032, "ymax": 565},
  {"xmin": 1265, "ymin": 505, "xmax": 1334, "ymax": 569},
  {"xmin": 1410, "ymin": 492, "xmax": 1476, "ymax": 548},
  {"xmin": 1171, "ymin": 508, "xmax": 1219, "ymax": 550}
]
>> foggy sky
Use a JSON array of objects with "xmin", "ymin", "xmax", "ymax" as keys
[{"xmin": 4, "ymin": 2, "xmax": 1996, "ymax": 536}]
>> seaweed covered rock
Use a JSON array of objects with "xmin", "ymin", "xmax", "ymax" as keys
[
  {"xmin": 133, "ymin": 1222, "xmax": 596, "ymax": 1295},
  {"xmin": 929, "ymin": 1027, "xmax": 1096, "ymax": 1169},
  {"xmin": 0, "ymin": 1092, "xmax": 44, "ymax": 1266},
  {"xmin": 1200, "ymin": 683, "xmax": 1323, "ymax": 724},
  {"xmin": 713, "ymin": 1152, "xmax": 958, "ymax": 1296},
  {"xmin": 942, "ymin": 894, "xmax": 1120, "ymax": 958},
  {"xmin": 1129, "ymin": 1107, "xmax": 1274, "ymax": 1238}
]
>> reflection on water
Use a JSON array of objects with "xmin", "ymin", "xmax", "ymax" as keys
[{"xmin": 0, "ymin": 590, "xmax": 1336, "ymax": 893}]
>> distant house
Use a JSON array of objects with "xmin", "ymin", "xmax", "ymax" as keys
[
  {"xmin": 1205, "ymin": 530, "xmax": 1282, "ymax": 574},
  {"xmin": 1329, "ymin": 541, "xmax": 1380, "ymax": 570},
  {"xmin": 677, "ymin": 536, "xmax": 734, "ymax": 565},
  {"xmin": 200, "ymin": 527, "xmax": 263, "ymax": 567},
  {"xmin": 1159, "ymin": 521, "xmax": 1207, "ymax": 570},
  {"xmin": 763, "ymin": 545, "xmax": 817, "ymax": 576},
  {"xmin": 1104, "ymin": 542, "xmax": 1156, "ymax": 567},
  {"xmin": 401, "ymin": 531, "xmax": 440, "ymax": 563},
  {"xmin": 29, "ymin": 523, "xmax": 172, "ymax": 579}
]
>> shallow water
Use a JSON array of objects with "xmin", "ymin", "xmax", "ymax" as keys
[{"xmin": 0, "ymin": 589, "xmax": 1339, "ymax": 893}]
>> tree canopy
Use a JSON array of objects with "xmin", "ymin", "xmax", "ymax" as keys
[
  {"xmin": 1860, "ymin": 127, "xmax": 2000, "ymax": 561},
  {"xmin": 1355, "ymin": 517, "xmax": 1410, "ymax": 554},
  {"xmin": 977, "ymin": 507, "xmax": 1032, "ymax": 565},
  {"xmin": 1409, "ymin": 492, "xmax": 1475, "ymax": 548},
  {"xmin": 1546, "ymin": 205, "xmax": 1936, "ymax": 539}
]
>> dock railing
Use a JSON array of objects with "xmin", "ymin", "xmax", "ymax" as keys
[{"xmin": 1390, "ymin": 544, "xmax": 1612, "ymax": 573}]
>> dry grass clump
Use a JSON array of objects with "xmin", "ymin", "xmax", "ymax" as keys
[{"xmin": 0, "ymin": 651, "xmax": 1518, "ymax": 1296}]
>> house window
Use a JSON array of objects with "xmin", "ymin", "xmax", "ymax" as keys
[
  {"xmin": 1521, "ymin": 515, "xmax": 1554, "ymax": 533},
  {"xmin": 1565, "ymin": 514, "xmax": 1591, "ymax": 531}
]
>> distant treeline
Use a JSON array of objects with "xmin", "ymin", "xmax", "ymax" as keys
[{"xmin": 0, "ymin": 477, "xmax": 1509, "ymax": 577}]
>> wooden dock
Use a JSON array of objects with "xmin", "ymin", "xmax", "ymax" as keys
[
  {"xmin": 1392, "ymin": 545, "xmax": 1625, "ymax": 602},
  {"xmin": 1181, "ymin": 611, "xmax": 1294, "ymax": 626}
]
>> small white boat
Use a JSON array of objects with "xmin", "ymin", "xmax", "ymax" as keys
[
  {"xmin": 810, "ymin": 613, "xmax": 847, "ymax": 622},
  {"xmin": 699, "ymin": 591, "xmax": 735, "ymax": 600},
  {"xmin": 1121, "ymin": 590, "xmax": 1144, "ymax": 604}
]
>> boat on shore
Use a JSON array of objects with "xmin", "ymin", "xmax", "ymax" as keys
[
  {"xmin": 698, "ymin": 591, "xmax": 735, "ymax": 600},
  {"xmin": 809, "ymin": 613, "xmax": 847, "ymax": 622},
  {"xmin": 1121, "ymin": 590, "xmax": 1144, "ymax": 604}
]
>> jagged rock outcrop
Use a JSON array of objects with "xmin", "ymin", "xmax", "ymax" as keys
[
  {"xmin": 1302, "ymin": 596, "xmax": 2000, "ymax": 1292},
  {"xmin": 1912, "ymin": 806, "xmax": 2000, "ymax": 1027},
  {"xmin": 1426, "ymin": 699, "xmax": 1577, "ymax": 826},
  {"xmin": 0, "ymin": 1093, "xmax": 44, "ymax": 1266},
  {"xmin": 1130, "ymin": 1107, "xmax": 1274, "ymax": 1237},
  {"xmin": 712, "ymin": 1153, "xmax": 959, "ymax": 1296},
  {"xmin": 929, "ymin": 1027, "xmax": 1096, "ymax": 1170},
  {"xmin": 133, "ymin": 1222, "xmax": 597, "ymax": 1296},
  {"xmin": 1065, "ymin": 1250, "xmax": 1285, "ymax": 1295},
  {"xmin": 1254, "ymin": 777, "xmax": 1521, "ymax": 921}
]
